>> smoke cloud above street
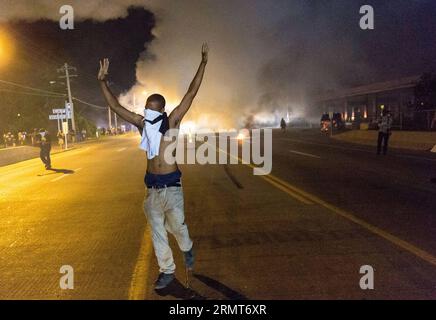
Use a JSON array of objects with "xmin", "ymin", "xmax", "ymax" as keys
[{"xmin": 2, "ymin": 0, "xmax": 436, "ymax": 128}]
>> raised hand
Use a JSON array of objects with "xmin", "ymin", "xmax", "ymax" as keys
[
  {"xmin": 98, "ymin": 58, "xmax": 110, "ymax": 81},
  {"xmin": 201, "ymin": 43, "xmax": 209, "ymax": 64}
]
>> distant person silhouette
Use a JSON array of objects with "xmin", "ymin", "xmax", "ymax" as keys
[
  {"xmin": 37, "ymin": 128, "xmax": 52, "ymax": 169},
  {"xmin": 377, "ymin": 110, "xmax": 392, "ymax": 155},
  {"xmin": 280, "ymin": 118, "xmax": 287, "ymax": 133}
]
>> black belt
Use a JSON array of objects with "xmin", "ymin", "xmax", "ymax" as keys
[{"xmin": 147, "ymin": 182, "xmax": 181, "ymax": 189}]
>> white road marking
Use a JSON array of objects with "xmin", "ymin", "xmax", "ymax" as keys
[
  {"xmin": 50, "ymin": 175, "xmax": 67, "ymax": 182},
  {"xmin": 396, "ymin": 154, "xmax": 436, "ymax": 162},
  {"xmin": 117, "ymin": 147, "xmax": 127, "ymax": 152},
  {"xmin": 283, "ymin": 138, "xmax": 372, "ymax": 154},
  {"xmin": 50, "ymin": 168, "xmax": 82, "ymax": 182},
  {"xmin": 282, "ymin": 137, "xmax": 436, "ymax": 162},
  {"xmin": 289, "ymin": 150, "xmax": 321, "ymax": 159}
]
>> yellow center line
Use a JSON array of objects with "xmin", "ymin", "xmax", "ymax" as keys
[
  {"xmin": 266, "ymin": 174, "xmax": 436, "ymax": 267},
  {"xmin": 128, "ymin": 222, "xmax": 152, "ymax": 300},
  {"xmin": 260, "ymin": 175, "xmax": 313, "ymax": 205},
  {"xmin": 217, "ymin": 143, "xmax": 436, "ymax": 267},
  {"xmin": 128, "ymin": 140, "xmax": 436, "ymax": 299},
  {"xmin": 214, "ymin": 144, "xmax": 314, "ymax": 205}
]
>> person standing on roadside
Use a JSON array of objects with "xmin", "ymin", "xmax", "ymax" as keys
[
  {"xmin": 377, "ymin": 110, "xmax": 393, "ymax": 155},
  {"xmin": 37, "ymin": 128, "xmax": 52, "ymax": 169}
]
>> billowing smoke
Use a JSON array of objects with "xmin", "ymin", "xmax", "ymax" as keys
[
  {"xmin": 121, "ymin": 1, "xmax": 372, "ymax": 129},
  {"xmin": 1, "ymin": 0, "xmax": 286, "ymax": 129},
  {"xmin": 0, "ymin": 0, "xmax": 145, "ymax": 22},
  {"xmin": 123, "ymin": 0, "xmax": 278, "ymax": 131},
  {"xmin": 3, "ymin": 1, "xmax": 428, "ymax": 129}
]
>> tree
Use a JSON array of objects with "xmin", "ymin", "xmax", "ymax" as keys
[
  {"xmin": 415, "ymin": 73, "xmax": 436, "ymax": 110},
  {"xmin": 76, "ymin": 112, "xmax": 96, "ymax": 136},
  {"xmin": 414, "ymin": 73, "xmax": 436, "ymax": 130}
]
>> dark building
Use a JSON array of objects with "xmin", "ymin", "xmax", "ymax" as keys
[{"xmin": 313, "ymin": 76, "xmax": 435, "ymax": 130}]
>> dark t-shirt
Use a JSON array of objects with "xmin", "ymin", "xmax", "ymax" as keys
[{"xmin": 37, "ymin": 133, "xmax": 51, "ymax": 149}]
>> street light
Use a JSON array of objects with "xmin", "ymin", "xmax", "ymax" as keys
[{"xmin": 0, "ymin": 29, "xmax": 14, "ymax": 68}]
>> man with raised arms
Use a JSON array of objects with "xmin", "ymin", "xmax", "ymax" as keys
[{"xmin": 98, "ymin": 44, "xmax": 208, "ymax": 289}]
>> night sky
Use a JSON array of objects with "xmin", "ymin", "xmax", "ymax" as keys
[
  {"xmin": 1, "ymin": 1, "xmax": 436, "ymax": 128},
  {"xmin": 1, "ymin": 6, "xmax": 155, "ymax": 127}
]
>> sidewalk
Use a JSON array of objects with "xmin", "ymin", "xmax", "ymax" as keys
[{"xmin": 332, "ymin": 130, "xmax": 436, "ymax": 151}]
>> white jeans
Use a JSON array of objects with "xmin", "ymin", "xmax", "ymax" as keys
[{"xmin": 143, "ymin": 186, "xmax": 193, "ymax": 274}]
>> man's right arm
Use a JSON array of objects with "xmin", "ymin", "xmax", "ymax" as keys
[
  {"xmin": 99, "ymin": 80, "xmax": 143, "ymax": 128},
  {"xmin": 98, "ymin": 59, "xmax": 143, "ymax": 129}
]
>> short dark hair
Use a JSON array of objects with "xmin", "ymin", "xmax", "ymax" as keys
[{"xmin": 146, "ymin": 94, "xmax": 166, "ymax": 109}]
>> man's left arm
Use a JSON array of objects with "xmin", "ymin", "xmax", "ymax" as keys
[{"xmin": 169, "ymin": 43, "xmax": 208, "ymax": 127}]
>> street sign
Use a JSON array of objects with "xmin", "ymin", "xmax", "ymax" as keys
[
  {"xmin": 62, "ymin": 122, "xmax": 69, "ymax": 149},
  {"xmin": 62, "ymin": 122, "xmax": 69, "ymax": 134},
  {"xmin": 49, "ymin": 114, "xmax": 71, "ymax": 120}
]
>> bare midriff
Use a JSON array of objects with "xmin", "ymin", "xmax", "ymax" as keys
[{"xmin": 146, "ymin": 132, "xmax": 179, "ymax": 175}]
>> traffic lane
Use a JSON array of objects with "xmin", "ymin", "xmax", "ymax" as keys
[
  {"xmin": 270, "ymin": 132, "xmax": 436, "ymax": 255},
  {"xmin": 272, "ymin": 131, "xmax": 436, "ymax": 203},
  {"xmin": 275, "ymin": 132, "xmax": 436, "ymax": 186},
  {"xmin": 274, "ymin": 136, "xmax": 436, "ymax": 197},
  {"xmin": 144, "ymin": 160, "xmax": 436, "ymax": 299},
  {"xmin": 281, "ymin": 128, "xmax": 436, "ymax": 160},
  {"xmin": 272, "ymin": 133, "xmax": 436, "ymax": 250},
  {"xmin": 1, "ymin": 134, "xmax": 434, "ymax": 298},
  {"xmin": 0, "ymin": 135, "xmax": 149, "ymax": 299}
]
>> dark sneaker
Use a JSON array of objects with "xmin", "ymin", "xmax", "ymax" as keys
[
  {"xmin": 184, "ymin": 247, "xmax": 195, "ymax": 271},
  {"xmin": 154, "ymin": 273, "xmax": 175, "ymax": 290}
]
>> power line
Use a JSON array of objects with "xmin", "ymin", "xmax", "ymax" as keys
[
  {"xmin": 0, "ymin": 79, "xmax": 65, "ymax": 96},
  {"xmin": 72, "ymin": 97, "xmax": 106, "ymax": 110},
  {"xmin": 5, "ymin": 30, "xmax": 131, "ymax": 111},
  {"xmin": 0, "ymin": 78, "xmax": 105, "ymax": 110},
  {"xmin": 0, "ymin": 89, "xmax": 65, "ymax": 98}
]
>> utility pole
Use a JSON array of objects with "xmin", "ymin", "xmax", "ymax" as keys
[
  {"xmin": 108, "ymin": 106, "xmax": 112, "ymax": 130},
  {"xmin": 114, "ymin": 112, "xmax": 118, "ymax": 133},
  {"xmin": 58, "ymin": 63, "xmax": 78, "ymax": 132}
]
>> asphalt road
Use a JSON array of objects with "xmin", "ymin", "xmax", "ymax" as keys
[{"xmin": 0, "ymin": 131, "xmax": 435, "ymax": 299}]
